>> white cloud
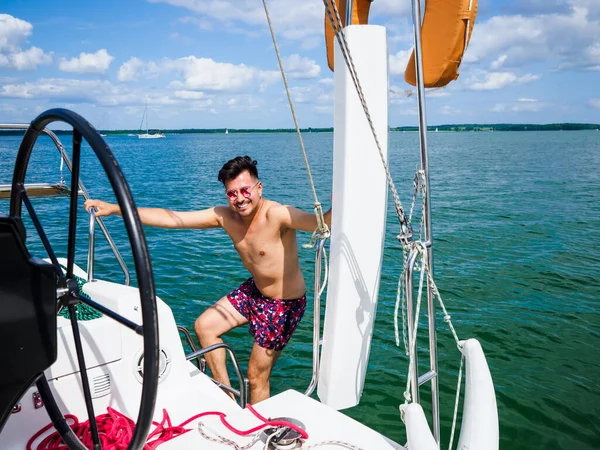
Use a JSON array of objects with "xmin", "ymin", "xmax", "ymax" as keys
[
  {"xmin": 585, "ymin": 42, "xmax": 600, "ymax": 70},
  {"xmin": 438, "ymin": 105, "xmax": 462, "ymax": 115},
  {"xmin": 283, "ymin": 54, "xmax": 320, "ymax": 79},
  {"xmin": 58, "ymin": 49, "xmax": 114, "ymax": 74},
  {"xmin": 117, "ymin": 57, "xmax": 145, "ymax": 81},
  {"xmin": 152, "ymin": 0, "xmax": 413, "ymax": 47},
  {"xmin": 490, "ymin": 98, "xmax": 548, "ymax": 113},
  {"xmin": 188, "ymin": 98, "xmax": 214, "ymax": 110},
  {"xmin": 271, "ymin": 82, "xmax": 333, "ymax": 105},
  {"xmin": 289, "ymin": 86, "xmax": 313, "ymax": 104},
  {"xmin": 464, "ymin": 3, "xmax": 600, "ymax": 71},
  {"xmin": 150, "ymin": 0, "xmax": 323, "ymax": 43},
  {"xmin": 466, "ymin": 71, "xmax": 540, "ymax": 90},
  {"xmin": 179, "ymin": 16, "xmax": 213, "ymax": 31},
  {"xmin": 590, "ymin": 98, "xmax": 600, "ymax": 108},
  {"xmin": 174, "ymin": 90, "xmax": 207, "ymax": 100},
  {"xmin": 10, "ymin": 47, "xmax": 53, "ymax": 70},
  {"xmin": 0, "ymin": 103, "xmax": 18, "ymax": 113},
  {"xmin": 370, "ymin": 0, "xmax": 412, "ymax": 17},
  {"xmin": 169, "ymin": 56, "xmax": 256, "ymax": 91},
  {"xmin": 222, "ymin": 94, "xmax": 260, "ymax": 111},
  {"xmin": 428, "ymin": 89, "xmax": 450, "ymax": 98},
  {"xmin": 389, "ymin": 49, "xmax": 412, "ymax": 76},
  {"xmin": 392, "ymin": 105, "xmax": 418, "ymax": 115},
  {"xmin": 0, "ymin": 14, "xmax": 32, "ymax": 52},
  {"xmin": 117, "ymin": 58, "xmax": 164, "ymax": 81},
  {"xmin": 258, "ymin": 70, "xmax": 281, "ymax": 91},
  {"xmin": 491, "ymin": 55, "xmax": 508, "ymax": 70},
  {"xmin": 0, "ymin": 14, "xmax": 53, "ymax": 70},
  {"xmin": 118, "ymin": 54, "xmax": 284, "ymax": 94},
  {"xmin": 500, "ymin": 0, "xmax": 573, "ymax": 16},
  {"xmin": 511, "ymin": 101, "xmax": 546, "ymax": 112},
  {"xmin": 0, "ymin": 78, "xmax": 139, "ymax": 107}
]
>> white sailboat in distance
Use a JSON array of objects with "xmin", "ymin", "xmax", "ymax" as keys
[{"xmin": 138, "ymin": 100, "xmax": 165, "ymax": 139}]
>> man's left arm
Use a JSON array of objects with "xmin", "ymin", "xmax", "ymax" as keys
[{"xmin": 272, "ymin": 204, "xmax": 332, "ymax": 232}]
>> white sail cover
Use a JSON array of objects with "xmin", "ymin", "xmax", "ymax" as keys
[{"xmin": 317, "ymin": 24, "xmax": 389, "ymax": 410}]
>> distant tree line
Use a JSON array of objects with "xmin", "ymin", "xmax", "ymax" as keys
[
  {"xmin": 390, "ymin": 123, "xmax": 600, "ymax": 132},
  {"xmin": 1, "ymin": 123, "xmax": 598, "ymax": 136}
]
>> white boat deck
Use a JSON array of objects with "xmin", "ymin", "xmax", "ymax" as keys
[{"xmin": 160, "ymin": 389, "xmax": 405, "ymax": 449}]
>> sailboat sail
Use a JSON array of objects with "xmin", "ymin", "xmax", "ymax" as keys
[{"xmin": 138, "ymin": 101, "xmax": 165, "ymax": 139}]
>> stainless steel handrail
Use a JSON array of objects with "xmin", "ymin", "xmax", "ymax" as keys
[
  {"xmin": 345, "ymin": 0, "xmax": 355, "ymax": 26},
  {"xmin": 177, "ymin": 325, "xmax": 205, "ymax": 372},
  {"xmin": 87, "ymin": 208, "xmax": 96, "ymax": 282},
  {"xmin": 0, "ymin": 123, "xmax": 131, "ymax": 285},
  {"xmin": 305, "ymin": 238, "xmax": 327, "ymax": 396},
  {"xmin": 186, "ymin": 343, "xmax": 249, "ymax": 408},
  {"xmin": 409, "ymin": 0, "xmax": 441, "ymax": 440}
]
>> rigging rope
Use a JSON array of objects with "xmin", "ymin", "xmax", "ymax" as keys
[
  {"xmin": 318, "ymin": 3, "xmax": 471, "ymax": 447},
  {"xmin": 262, "ymin": 0, "xmax": 329, "ymax": 238},
  {"xmin": 322, "ymin": 0, "xmax": 411, "ymax": 240},
  {"xmin": 394, "ymin": 172, "xmax": 465, "ymax": 450},
  {"xmin": 262, "ymin": 0, "xmax": 331, "ymax": 399}
]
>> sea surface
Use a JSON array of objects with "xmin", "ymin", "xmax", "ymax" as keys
[{"xmin": 0, "ymin": 129, "xmax": 599, "ymax": 449}]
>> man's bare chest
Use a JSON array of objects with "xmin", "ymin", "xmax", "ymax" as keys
[{"xmin": 232, "ymin": 227, "xmax": 280, "ymax": 261}]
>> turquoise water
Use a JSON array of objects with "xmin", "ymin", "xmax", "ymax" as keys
[{"xmin": 1, "ymin": 130, "xmax": 599, "ymax": 449}]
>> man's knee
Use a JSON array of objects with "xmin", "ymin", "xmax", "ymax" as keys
[
  {"xmin": 247, "ymin": 347, "xmax": 278, "ymax": 384},
  {"xmin": 247, "ymin": 363, "xmax": 270, "ymax": 386},
  {"xmin": 194, "ymin": 312, "xmax": 217, "ymax": 342}
]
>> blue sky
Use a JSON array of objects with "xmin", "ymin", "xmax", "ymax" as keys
[{"xmin": 1, "ymin": 0, "xmax": 599, "ymax": 129}]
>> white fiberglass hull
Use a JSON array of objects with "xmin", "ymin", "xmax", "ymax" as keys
[
  {"xmin": 0, "ymin": 262, "xmax": 404, "ymax": 450},
  {"xmin": 138, "ymin": 133, "xmax": 165, "ymax": 139}
]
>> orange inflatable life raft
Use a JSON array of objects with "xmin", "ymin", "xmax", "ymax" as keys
[
  {"xmin": 405, "ymin": 0, "xmax": 478, "ymax": 88},
  {"xmin": 324, "ymin": 0, "xmax": 373, "ymax": 72}
]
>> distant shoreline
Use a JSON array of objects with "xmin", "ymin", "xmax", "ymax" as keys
[{"xmin": 0, "ymin": 123, "xmax": 598, "ymax": 136}]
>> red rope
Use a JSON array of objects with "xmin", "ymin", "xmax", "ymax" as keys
[{"xmin": 28, "ymin": 405, "xmax": 308, "ymax": 449}]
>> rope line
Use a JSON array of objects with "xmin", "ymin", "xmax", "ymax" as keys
[
  {"xmin": 27, "ymin": 407, "xmax": 189, "ymax": 450},
  {"xmin": 448, "ymin": 355, "xmax": 465, "ymax": 450},
  {"xmin": 402, "ymin": 243, "xmax": 427, "ymax": 403},
  {"xmin": 394, "ymin": 171, "xmax": 466, "ymax": 449},
  {"xmin": 197, "ymin": 422, "xmax": 261, "ymax": 450},
  {"xmin": 57, "ymin": 265, "xmax": 103, "ymax": 321},
  {"xmin": 262, "ymin": 0, "xmax": 329, "ymax": 237}
]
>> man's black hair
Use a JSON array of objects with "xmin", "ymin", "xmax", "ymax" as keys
[{"xmin": 218, "ymin": 156, "xmax": 259, "ymax": 184}]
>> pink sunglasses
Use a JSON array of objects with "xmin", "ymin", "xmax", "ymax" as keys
[{"xmin": 226, "ymin": 181, "xmax": 260, "ymax": 200}]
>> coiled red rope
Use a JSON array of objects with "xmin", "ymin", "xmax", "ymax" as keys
[{"xmin": 27, "ymin": 404, "xmax": 308, "ymax": 449}]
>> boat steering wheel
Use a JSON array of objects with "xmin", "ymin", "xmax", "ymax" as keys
[{"xmin": 10, "ymin": 109, "xmax": 159, "ymax": 450}]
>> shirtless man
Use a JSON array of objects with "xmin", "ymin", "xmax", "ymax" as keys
[{"xmin": 84, "ymin": 155, "xmax": 331, "ymax": 404}]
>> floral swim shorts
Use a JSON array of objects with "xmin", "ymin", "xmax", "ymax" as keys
[{"xmin": 227, "ymin": 278, "xmax": 306, "ymax": 351}]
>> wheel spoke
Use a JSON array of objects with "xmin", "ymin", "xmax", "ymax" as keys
[
  {"xmin": 68, "ymin": 305, "xmax": 102, "ymax": 450},
  {"xmin": 66, "ymin": 130, "xmax": 82, "ymax": 279},
  {"xmin": 73, "ymin": 291, "xmax": 144, "ymax": 335},
  {"xmin": 21, "ymin": 190, "xmax": 64, "ymax": 277}
]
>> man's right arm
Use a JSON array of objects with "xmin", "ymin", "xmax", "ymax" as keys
[{"xmin": 84, "ymin": 199, "xmax": 223, "ymax": 229}]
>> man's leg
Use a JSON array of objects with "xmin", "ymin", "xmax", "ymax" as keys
[
  {"xmin": 247, "ymin": 342, "xmax": 281, "ymax": 404},
  {"xmin": 194, "ymin": 296, "xmax": 248, "ymax": 393}
]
